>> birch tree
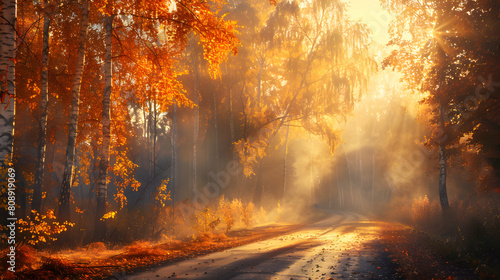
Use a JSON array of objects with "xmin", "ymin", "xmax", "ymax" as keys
[
  {"xmin": 58, "ymin": 0, "xmax": 89, "ymax": 224},
  {"xmin": 0, "ymin": 0, "xmax": 17, "ymax": 167},
  {"xmin": 95, "ymin": 13, "xmax": 114, "ymax": 240},
  {"xmin": 32, "ymin": 1, "xmax": 54, "ymax": 215}
]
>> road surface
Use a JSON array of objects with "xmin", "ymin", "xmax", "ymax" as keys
[{"xmin": 125, "ymin": 211, "xmax": 401, "ymax": 280}]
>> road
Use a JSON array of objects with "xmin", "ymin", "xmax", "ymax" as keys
[{"xmin": 125, "ymin": 211, "xmax": 402, "ymax": 280}]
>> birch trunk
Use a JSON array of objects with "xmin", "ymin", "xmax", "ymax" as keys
[
  {"xmin": 58, "ymin": 0, "xmax": 88, "ymax": 224},
  {"xmin": 32, "ymin": 8, "xmax": 50, "ymax": 214},
  {"xmin": 0, "ymin": 0, "xmax": 16, "ymax": 167},
  {"xmin": 435, "ymin": 2, "xmax": 450, "ymax": 220},
  {"xmin": 438, "ymin": 106, "xmax": 450, "ymax": 217},
  {"xmin": 95, "ymin": 14, "xmax": 113, "ymax": 240}
]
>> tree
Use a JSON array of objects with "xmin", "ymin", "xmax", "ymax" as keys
[
  {"xmin": 58, "ymin": 0, "xmax": 89, "ymax": 224},
  {"xmin": 381, "ymin": 0, "xmax": 500, "ymax": 216},
  {"xmin": 233, "ymin": 0, "xmax": 376, "ymax": 205},
  {"xmin": 0, "ymin": 0, "xmax": 17, "ymax": 167},
  {"xmin": 32, "ymin": 0, "xmax": 55, "ymax": 215},
  {"xmin": 95, "ymin": 12, "xmax": 114, "ymax": 241}
]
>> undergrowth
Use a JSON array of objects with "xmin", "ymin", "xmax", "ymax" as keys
[{"xmin": 407, "ymin": 193, "xmax": 500, "ymax": 279}]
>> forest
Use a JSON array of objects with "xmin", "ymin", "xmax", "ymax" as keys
[{"xmin": 0, "ymin": 0, "xmax": 499, "ymax": 279}]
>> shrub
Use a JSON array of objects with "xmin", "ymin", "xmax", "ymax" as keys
[
  {"xmin": 242, "ymin": 202, "xmax": 254, "ymax": 227},
  {"xmin": 411, "ymin": 196, "xmax": 438, "ymax": 226},
  {"xmin": 17, "ymin": 210, "xmax": 74, "ymax": 246},
  {"xmin": 191, "ymin": 207, "xmax": 218, "ymax": 235}
]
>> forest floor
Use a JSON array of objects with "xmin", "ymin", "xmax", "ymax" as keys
[
  {"xmin": 1, "ymin": 211, "xmax": 484, "ymax": 280},
  {"xmin": 375, "ymin": 224, "xmax": 480, "ymax": 280}
]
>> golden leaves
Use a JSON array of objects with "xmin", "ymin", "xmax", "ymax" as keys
[
  {"xmin": 188, "ymin": 2, "xmax": 240, "ymax": 79},
  {"xmin": 17, "ymin": 210, "xmax": 74, "ymax": 245},
  {"xmin": 155, "ymin": 179, "xmax": 171, "ymax": 207},
  {"xmin": 234, "ymin": 137, "xmax": 268, "ymax": 177},
  {"xmin": 100, "ymin": 211, "xmax": 117, "ymax": 220}
]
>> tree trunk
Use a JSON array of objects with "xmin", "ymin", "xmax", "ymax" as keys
[
  {"xmin": 153, "ymin": 98, "xmax": 157, "ymax": 180},
  {"xmin": 253, "ymin": 158, "xmax": 265, "ymax": 206},
  {"xmin": 344, "ymin": 149, "xmax": 354, "ymax": 207},
  {"xmin": 171, "ymin": 100, "xmax": 178, "ymax": 197},
  {"xmin": 95, "ymin": 14, "xmax": 113, "ymax": 241},
  {"xmin": 170, "ymin": 100, "xmax": 178, "ymax": 236},
  {"xmin": 0, "ymin": 0, "xmax": 16, "ymax": 167},
  {"xmin": 229, "ymin": 88, "xmax": 234, "ymax": 149},
  {"xmin": 437, "ymin": 105, "xmax": 450, "ymax": 217},
  {"xmin": 32, "ymin": 8, "xmax": 50, "ymax": 214},
  {"xmin": 371, "ymin": 153, "xmax": 375, "ymax": 209},
  {"xmin": 281, "ymin": 124, "xmax": 290, "ymax": 200},
  {"xmin": 58, "ymin": 0, "xmax": 89, "ymax": 225},
  {"xmin": 256, "ymin": 56, "xmax": 264, "ymax": 108},
  {"xmin": 438, "ymin": 144, "xmax": 449, "ymax": 214},
  {"xmin": 213, "ymin": 86, "xmax": 219, "ymax": 172},
  {"xmin": 193, "ymin": 59, "xmax": 199, "ymax": 192},
  {"xmin": 435, "ymin": 1, "xmax": 451, "ymax": 221},
  {"xmin": 337, "ymin": 166, "xmax": 343, "ymax": 207},
  {"xmin": 310, "ymin": 141, "xmax": 314, "ymax": 205}
]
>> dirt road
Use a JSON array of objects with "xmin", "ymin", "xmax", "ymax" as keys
[{"xmin": 125, "ymin": 211, "xmax": 404, "ymax": 280}]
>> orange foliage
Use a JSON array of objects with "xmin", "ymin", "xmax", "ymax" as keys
[
  {"xmin": 242, "ymin": 201, "xmax": 255, "ymax": 227},
  {"xmin": 410, "ymin": 195, "xmax": 438, "ymax": 226},
  {"xmin": 17, "ymin": 210, "xmax": 74, "ymax": 246},
  {"xmin": 217, "ymin": 196, "xmax": 244, "ymax": 232}
]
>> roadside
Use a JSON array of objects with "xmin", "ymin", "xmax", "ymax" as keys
[
  {"xmin": 1, "ymin": 223, "xmax": 307, "ymax": 280},
  {"xmin": 375, "ymin": 223, "xmax": 479, "ymax": 280}
]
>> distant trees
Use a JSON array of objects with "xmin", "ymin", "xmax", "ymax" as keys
[{"xmin": 229, "ymin": 0, "xmax": 376, "ymax": 205}]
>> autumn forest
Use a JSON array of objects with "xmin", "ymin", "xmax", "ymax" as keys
[{"xmin": 1, "ymin": 0, "xmax": 499, "ymax": 279}]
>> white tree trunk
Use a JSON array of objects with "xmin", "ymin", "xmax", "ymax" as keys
[
  {"xmin": 95, "ymin": 14, "xmax": 113, "ymax": 240},
  {"xmin": 0, "ymin": 0, "xmax": 17, "ymax": 167},
  {"xmin": 438, "ymin": 105, "xmax": 449, "ymax": 216},
  {"xmin": 33, "ymin": 6, "xmax": 51, "ymax": 214},
  {"xmin": 59, "ymin": 0, "xmax": 89, "ymax": 224}
]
